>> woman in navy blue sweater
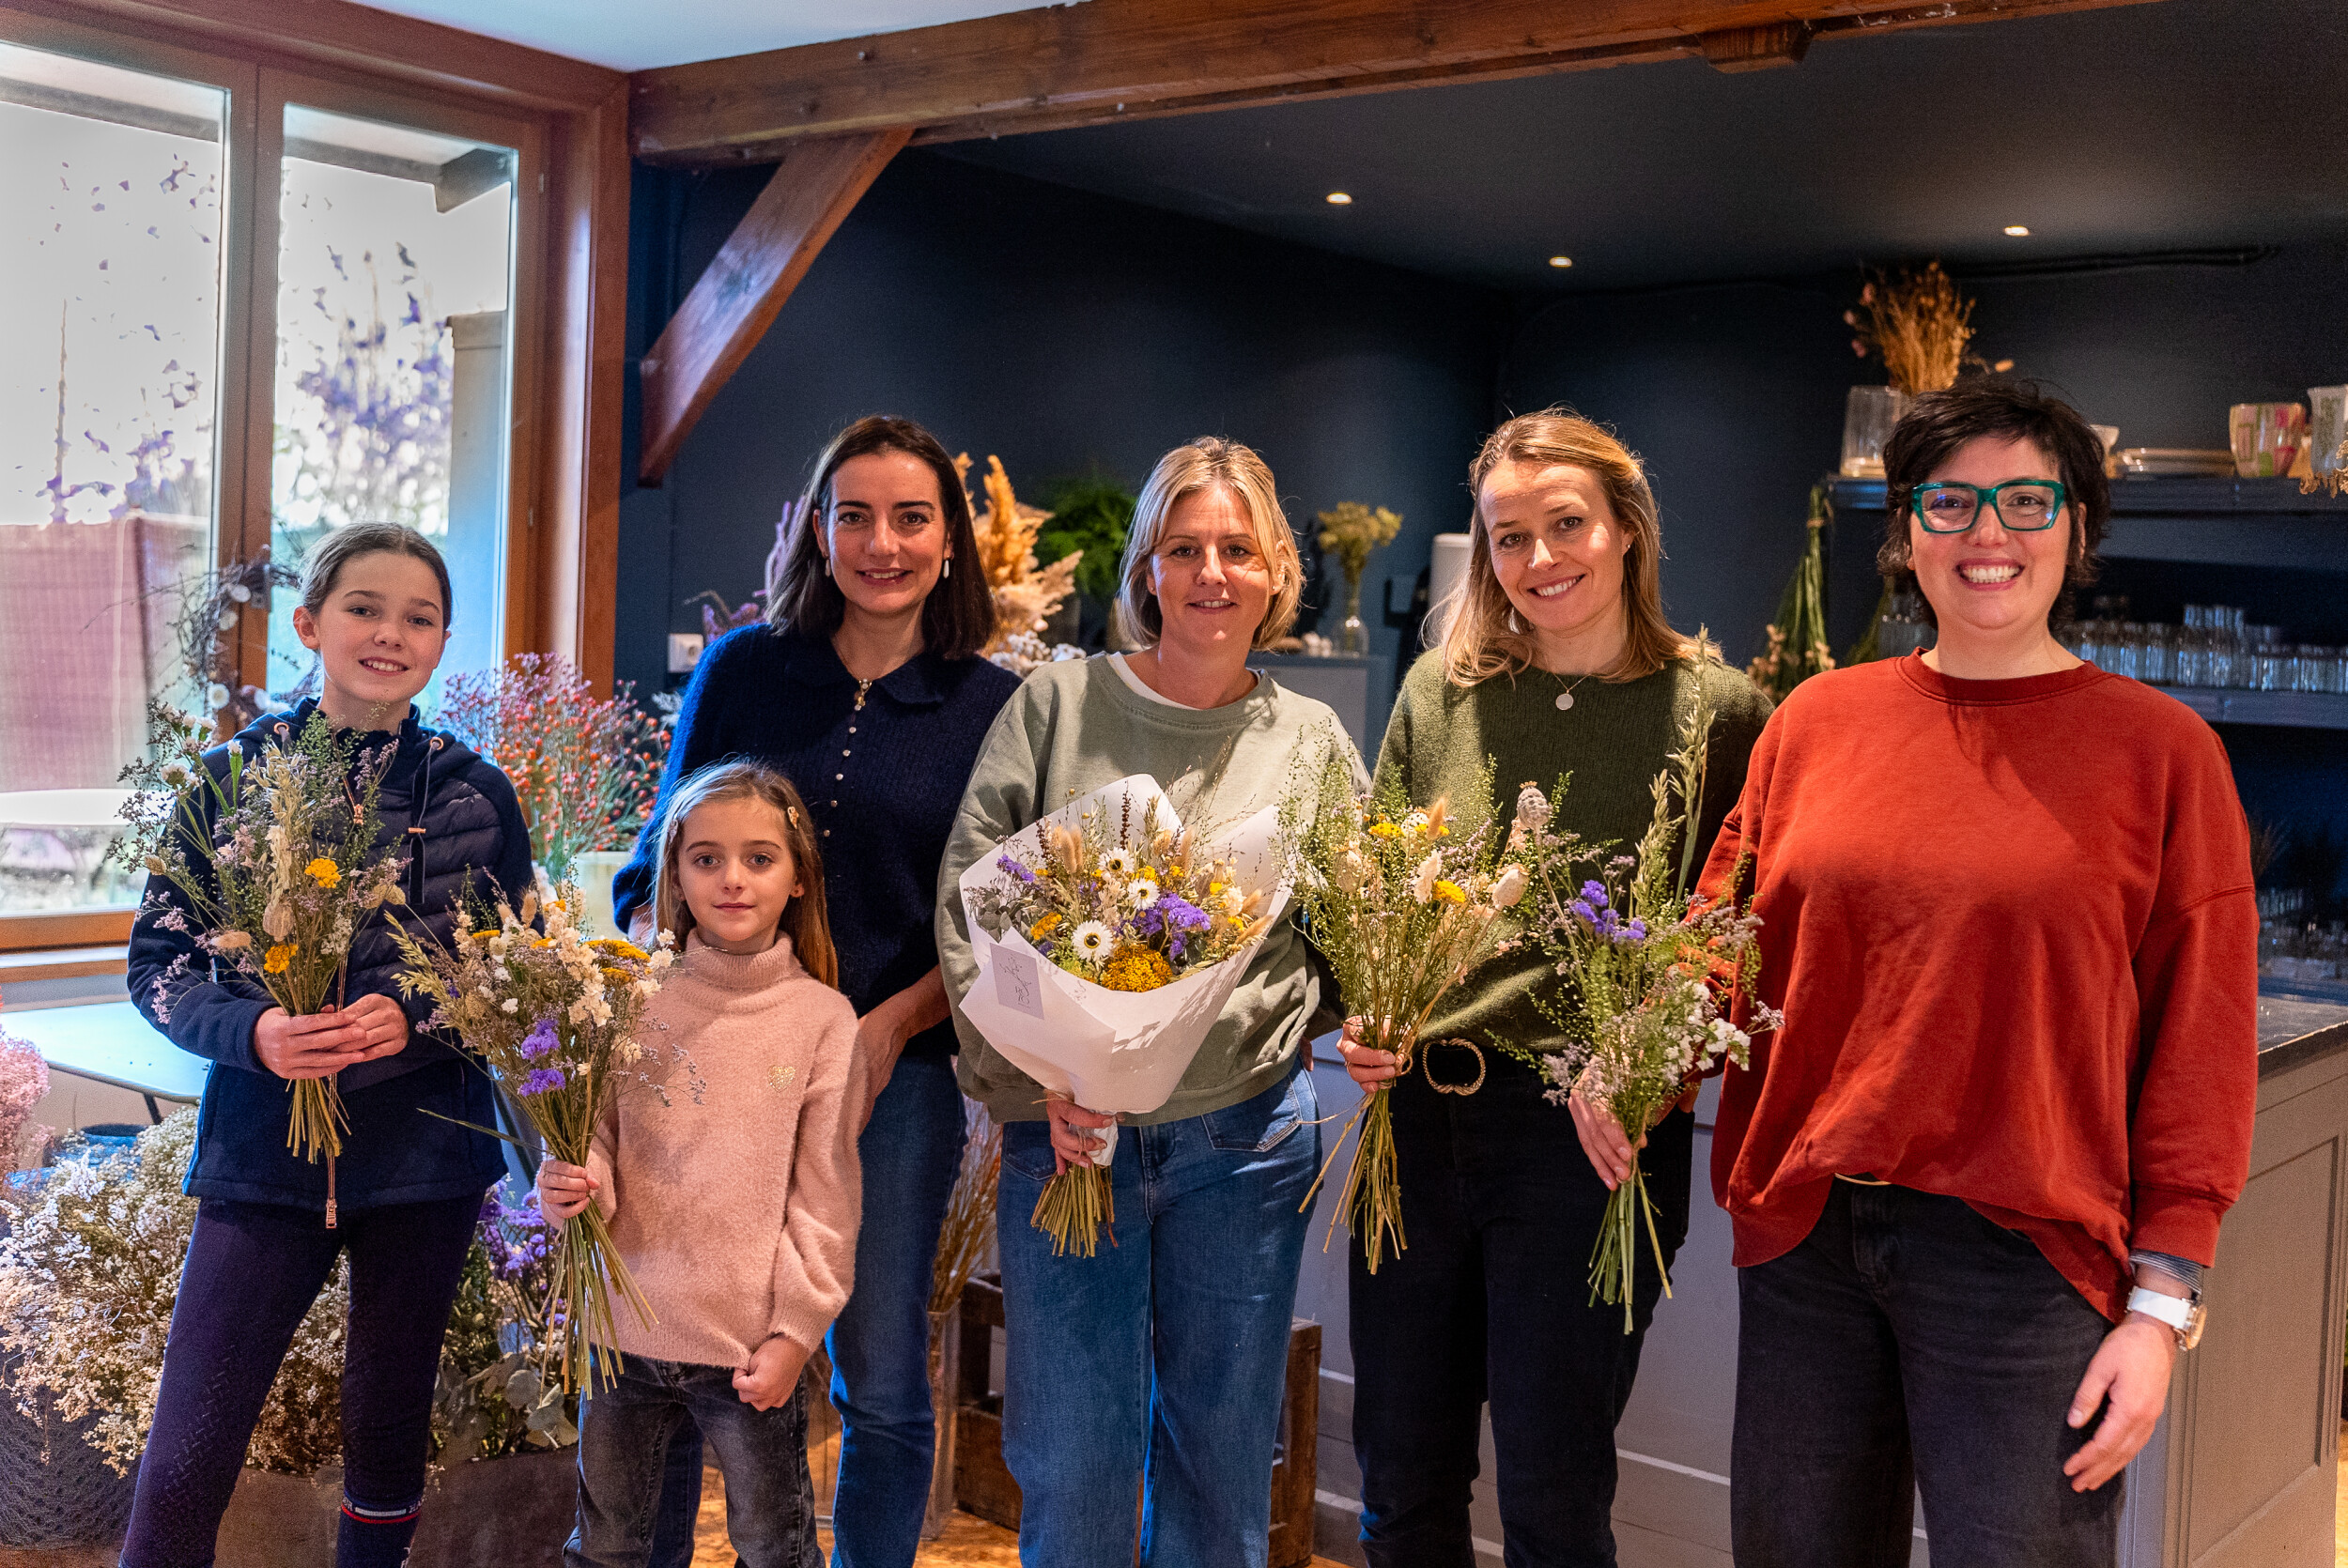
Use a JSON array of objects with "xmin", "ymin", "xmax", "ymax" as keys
[
  {"xmin": 121, "ymin": 525, "xmax": 532, "ymax": 1568},
  {"xmin": 613, "ymin": 415, "xmax": 1019, "ymax": 1568}
]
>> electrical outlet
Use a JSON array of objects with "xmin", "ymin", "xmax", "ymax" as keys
[{"xmin": 667, "ymin": 633, "xmax": 705, "ymax": 674}]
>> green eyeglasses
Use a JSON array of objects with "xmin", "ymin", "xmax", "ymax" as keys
[{"xmin": 1909, "ymin": 479, "xmax": 2067, "ymax": 532}]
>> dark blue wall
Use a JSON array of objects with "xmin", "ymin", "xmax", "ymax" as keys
[{"xmin": 614, "ymin": 150, "xmax": 1508, "ymax": 704}]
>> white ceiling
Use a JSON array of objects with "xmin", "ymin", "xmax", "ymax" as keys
[{"xmin": 352, "ymin": 0, "xmax": 1061, "ymax": 71}]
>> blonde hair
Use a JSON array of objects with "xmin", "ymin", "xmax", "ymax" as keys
[
  {"xmin": 1113, "ymin": 437, "xmax": 1303, "ymax": 651},
  {"xmin": 1441, "ymin": 407, "xmax": 1698, "ymax": 686},
  {"xmin": 649, "ymin": 761, "xmax": 838, "ymax": 988}
]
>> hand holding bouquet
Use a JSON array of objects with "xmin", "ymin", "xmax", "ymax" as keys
[
  {"xmin": 1522, "ymin": 674, "xmax": 1780, "ymax": 1329},
  {"xmin": 393, "ymin": 884, "xmax": 679, "ymax": 1391},
  {"xmin": 1291, "ymin": 756, "xmax": 1573, "ymax": 1272},
  {"xmin": 959, "ymin": 776, "xmax": 1287, "ymax": 1256},
  {"xmin": 118, "ymin": 706, "xmax": 408, "ymax": 1164}
]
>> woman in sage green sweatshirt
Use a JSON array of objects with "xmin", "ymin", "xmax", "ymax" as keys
[
  {"xmin": 1335, "ymin": 409, "xmax": 1770, "ymax": 1568},
  {"xmin": 935, "ymin": 437, "xmax": 1358, "ymax": 1568}
]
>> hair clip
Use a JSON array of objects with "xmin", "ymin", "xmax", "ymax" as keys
[{"xmin": 788, "ymin": 806, "xmax": 800, "ymax": 828}]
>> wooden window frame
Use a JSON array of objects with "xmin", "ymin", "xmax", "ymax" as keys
[{"xmin": 0, "ymin": 0, "xmax": 626, "ymax": 957}]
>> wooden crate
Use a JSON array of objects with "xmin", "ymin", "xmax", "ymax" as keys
[{"xmin": 954, "ymin": 1274, "xmax": 1322, "ymax": 1568}]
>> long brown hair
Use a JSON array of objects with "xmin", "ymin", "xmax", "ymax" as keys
[
  {"xmin": 765, "ymin": 414, "xmax": 994, "ymax": 659},
  {"xmin": 649, "ymin": 761, "xmax": 838, "ymax": 988},
  {"xmin": 1442, "ymin": 407, "xmax": 1698, "ymax": 685},
  {"xmin": 1112, "ymin": 436, "xmax": 1303, "ymax": 650}
]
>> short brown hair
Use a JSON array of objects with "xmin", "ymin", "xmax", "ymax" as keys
[
  {"xmin": 765, "ymin": 415, "xmax": 994, "ymax": 659},
  {"xmin": 1878, "ymin": 381, "xmax": 2109, "ymax": 629},
  {"xmin": 1113, "ymin": 437, "xmax": 1302, "ymax": 651},
  {"xmin": 1444, "ymin": 408, "xmax": 1697, "ymax": 685},
  {"xmin": 299, "ymin": 522, "xmax": 453, "ymax": 627},
  {"xmin": 649, "ymin": 761, "xmax": 838, "ymax": 988}
]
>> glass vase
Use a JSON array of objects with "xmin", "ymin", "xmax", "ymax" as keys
[{"xmin": 1338, "ymin": 575, "xmax": 1367, "ymax": 655}]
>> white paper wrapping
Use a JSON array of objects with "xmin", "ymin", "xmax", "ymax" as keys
[{"xmin": 956, "ymin": 775, "xmax": 1291, "ymax": 1156}]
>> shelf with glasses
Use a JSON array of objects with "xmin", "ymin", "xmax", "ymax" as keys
[
  {"xmin": 2158, "ymin": 686, "xmax": 2348, "ymax": 731},
  {"xmin": 1825, "ymin": 475, "xmax": 2348, "ymax": 571}
]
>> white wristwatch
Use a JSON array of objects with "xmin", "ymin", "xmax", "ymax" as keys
[{"xmin": 2126, "ymin": 1286, "xmax": 2207, "ymax": 1351}]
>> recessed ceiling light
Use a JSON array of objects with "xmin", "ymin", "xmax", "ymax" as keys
[
  {"xmin": 1325, "ymin": 191, "xmax": 1352, "ymax": 205},
  {"xmin": 1549, "ymin": 255, "xmax": 1574, "ymax": 269},
  {"xmin": 2003, "ymin": 224, "xmax": 2031, "ymax": 237}
]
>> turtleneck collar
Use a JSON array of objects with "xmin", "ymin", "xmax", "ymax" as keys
[{"xmin": 680, "ymin": 930, "xmax": 805, "ymax": 992}]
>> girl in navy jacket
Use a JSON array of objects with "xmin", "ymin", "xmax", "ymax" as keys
[{"xmin": 121, "ymin": 523, "xmax": 532, "ymax": 1568}]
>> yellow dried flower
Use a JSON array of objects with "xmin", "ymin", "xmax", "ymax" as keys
[
  {"xmin": 305, "ymin": 857, "xmax": 341, "ymax": 888},
  {"xmin": 263, "ymin": 943, "xmax": 296, "ymax": 975},
  {"xmin": 1028, "ymin": 913, "xmax": 1063, "ymax": 943},
  {"xmin": 1098, "ymin": 945, "xmax": 1175, "ymax": 993},
  {"xmin": 1433, "ymin": 880, "xmax": 1467, "ymax": 905},
  {"xmin": 588, "ymin": 938, "xmax": 650, "ymax": 962},
  {"xmin": 1368, "ymin": 822, "xmax": 1400, "ymax": 838}
]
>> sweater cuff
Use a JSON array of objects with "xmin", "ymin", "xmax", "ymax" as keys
[
  {"xmin": 767, "ymin": 1299, "xmax": 838, "ymax": 1358},
  {"xmin": 2130, "ymin": 1184, "xmax": 2225, "ymax": 1267}
]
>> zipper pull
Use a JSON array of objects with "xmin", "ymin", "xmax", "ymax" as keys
[{"xmin": 326, "ymin": 1153, "xmax": 338, "ymax": 1230}]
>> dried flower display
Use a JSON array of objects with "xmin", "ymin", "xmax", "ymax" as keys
[
  {"xmin": 1844, "ymin": 263, "xmax": 2007, "ymax": 395},
  {"xmin": 1315, "ymin": 501, "xmax": 1403, "ymax": 653},
  {"xmin": 436, "ymin": 653, "xmax": 669, "ymax": 881},
  {"xmin": 392, "ymin": 884, "xmax": 682, "ymax": 1391},
  {"xmin": 1744, "ymin": 486, "xmax": 1838, "ymax": 703},
  {"xmin": 0, "ymin": 1027, "xmax": 49, "ymax": 1180},
  {"xmin": 1518, "ymin": 673, "xmax": 1779, "ymax": 1328},
  {"xmin": 959, "ymin": 776, "xmax": 1290, "ymax": 1255},
  {"xmin": 114, "ymin": 705, "xmax": 408, "ymax": 1163},
  {"xmin": 1290, "ymin": 756, "xmax": 1575, "ymax": 1271},
  {"xmin": 962, "ymin": 454, "xmax": 1082, "ymax": 657}
]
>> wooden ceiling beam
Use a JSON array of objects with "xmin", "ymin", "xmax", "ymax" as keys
[
  {"xmin": 629, "ymin": 0, "xmax": 2167, "ymax": 166},
  {"xmin": 636, "ymin": 127, "xmax": 911, "ymax": 485}
]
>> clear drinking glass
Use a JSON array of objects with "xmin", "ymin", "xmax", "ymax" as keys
[
  {"xmin": 2309, "ymin": 386, "xmax": 2347, "ymax": 480},
  {"xmin": 1840, "ymin": 386, "xmax": 1912, "ymax": 479}
]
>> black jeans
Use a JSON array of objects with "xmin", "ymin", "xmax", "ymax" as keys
[
  {"xmin": 1732, "ymin": 1181, "xmax": 2122, "ymax": 1568},
  {"xmin": 1349, "ymin": 1062, "xmax": 1692, "ymax": 1568},
  {"xmin": 120, "ymin": 1192, "xmax": 485, "ymax": 1568},
  {"xmin": 565, "ymin": 1356, "xmax": 819, "ymax": 1568}
]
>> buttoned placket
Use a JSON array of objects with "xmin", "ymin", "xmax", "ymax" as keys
[{"xmin": 825, "ymin": 685, "xmax": 871, "ymax": 838}]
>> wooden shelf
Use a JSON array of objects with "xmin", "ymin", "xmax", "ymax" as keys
[
  {"xmin": 1825, "ymin": 475, "xmax": 2348, "ymax": 571},
  {"xmin": 2157, "ymin": 687, "xmax": 2348, "ymax": 730}
]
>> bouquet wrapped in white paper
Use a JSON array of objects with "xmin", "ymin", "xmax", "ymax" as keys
[{"xmin": 958, "ymin": 775, "xmax": 1290, "ymax": 1253}]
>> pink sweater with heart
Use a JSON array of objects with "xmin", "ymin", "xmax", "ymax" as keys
[{"xmin": 586, "ymin": 933, "xmax": 863, "ymax": 1365}]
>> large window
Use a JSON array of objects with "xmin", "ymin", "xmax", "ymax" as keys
[
  {"xmin": 0, "ymin": 31, "xmax": 535, "ymax": 929},
  {"xmin": 0, "ymin": 42, "xmax": 226, "ymax": 916}
]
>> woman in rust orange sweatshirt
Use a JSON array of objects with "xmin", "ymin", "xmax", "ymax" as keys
[{"xmin": 1686, "ymin": 382, "xmax": 2257, "ymax": 1567}]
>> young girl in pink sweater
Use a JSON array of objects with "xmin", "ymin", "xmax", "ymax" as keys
[{"xmin": 539, "ymin": 761, "xmax": 862, "ymax": 1568}]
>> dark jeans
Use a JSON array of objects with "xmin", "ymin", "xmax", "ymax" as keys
[
  {"xmin": 1732, "ymin": 1181, "xmax": 2122, "ymax": 1568},
  {"xmin": 565, "ymin": 1358, "xmax": 819, "ymax": 1568},
  {"xmin": 645, "ymin": 1053, "xmax": 969, "ymax": 1568},
  {"xmin": 1349, "ymin": 1063, "xmax": 1692, "ymax": 1568},
  {"xmin": 120, "ymin": 1191, "xmax": 485, "ymax": 1568}
]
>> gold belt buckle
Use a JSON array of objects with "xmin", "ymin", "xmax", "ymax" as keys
[{"xmin": 1834, "ymin": 1172, "xmax": 1892, "ymax": 1187}]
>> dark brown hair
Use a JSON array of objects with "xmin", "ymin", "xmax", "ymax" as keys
[
  {"xmin": 1878, "ymin": 381, "xmax": 2109, "ymax": 628},
  {"xmin": 650, "ymin": 761, "xmax": 838, "ymax": 988},
  {"xmin": 764, "ymin": 415, "xmax": 993, "ymax": 659},
  {"xmin": 299, "ymin": 522, "xmax": 453, "ymax": 626}
]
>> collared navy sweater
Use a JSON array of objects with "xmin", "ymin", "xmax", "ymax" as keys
[
  {"xmin": 614, "ymin": 624, "xmax": 1020, "ymax": 1059},
  {"xmin": 127, "ymin": 699, "xmax": 531, "ymax": 1213}
]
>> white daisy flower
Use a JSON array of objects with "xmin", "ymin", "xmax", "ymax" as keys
[
  {"xmin": 1101, "ymin": 847, "xmax": 1136, "ymax": 877},
  {"xmin": 1073, "ymin": 921, "xmax": 1113, "ymax": 961},
  {"xmin": 1126, "ymin": 879, "xmax": 1160, "ymax": 909}
]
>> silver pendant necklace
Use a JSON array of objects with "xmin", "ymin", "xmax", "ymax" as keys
[{"xmin": 1554, "ymin": 672, "xmax": 1594, "ymax": 711}]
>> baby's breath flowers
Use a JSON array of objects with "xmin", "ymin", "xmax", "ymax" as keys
[
  {"xmin": 1290, "ymin": 756, "xmax": 1578, "ymax": 1272},
  {"xmin": 114, "ymin": 705, "xmax": 408, "ymax": 1164},
  {"xmin": 392, "ymin": 885, "xmax": 685, "ymax": 1391}
]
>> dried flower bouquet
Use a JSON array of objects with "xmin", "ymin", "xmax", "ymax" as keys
[
  {"xmin": 959, "ymin": 776, "xmax": 1289, "ymax": 1256},
  {"xmin": 1291, "ymin": 755, "xmax": 1573, "ymax": 1272},
  {"xmin": 116, "ymin": 705, "xmax": 408, "ymax": 1163},
  {"xmin": 393, "ymin": 884, "xmax": 679, "ymax": 1391},
  {"xmin": 1519, "ymin": 673, "xmax": 1780, "ymax": 1329}
]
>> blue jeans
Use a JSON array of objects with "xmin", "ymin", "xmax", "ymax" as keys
[
  {"xmin": 565, "ymin": 1357, "xmax": 818, "ymax": 1568},
  {"xmin": 996, "ymin": 1065, "xmax": 1320, "ymax": 1568},
  {"xmin": 643, "ymin": 1053, "xmax": 968, "ymax": 1568},
  {"xmin": 1732, "ymin": 1181, "xmax": 2120, "ymax": 1568}
]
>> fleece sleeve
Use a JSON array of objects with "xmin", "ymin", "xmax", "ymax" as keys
[
  {"xmin": 934, "ymin": 679, "xmax": 1049, "ymax": 1086},
  {"xmin": 2124, "ymin": 728, "xmax": 2260, "ymax": 1265},
  {"xmin": 768, "ymin": 1004, "xmax": 865, "ymax": 1352}
]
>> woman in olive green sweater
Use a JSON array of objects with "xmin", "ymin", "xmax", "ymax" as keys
[
  {"xmin": 1336, "ymin": 409, "xmax": 1770, "ymax": 1568},
  {"xmin": 935, "ymin": 437, "xmax": 1359, "ymax": 1568}
]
